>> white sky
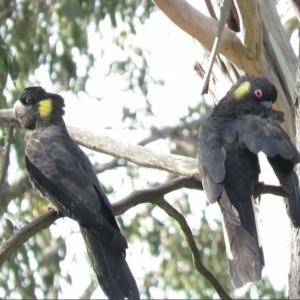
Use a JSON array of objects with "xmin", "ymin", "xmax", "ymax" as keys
[{"xmin": 5, "ymin": 0, "xmax": 298, "ymax": 299}]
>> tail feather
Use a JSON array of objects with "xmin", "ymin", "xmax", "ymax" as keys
[
  {"xmin": 219, "ymin": 191, "xmax": 264, "ymax": 288},
  {"xmin": 221, "ymin": 212, "xmax": 264, "ymax": 288},
  {"xmin": 268, "ymin": 156, "xmax": 300, "ymax": 227},
  {"xmin": 282, "ymin": 171, "xmax": 300, "ymax": 227},
  {"xmin": 80, "ymin": 226, "xmax": 140, "ymax": 300}
]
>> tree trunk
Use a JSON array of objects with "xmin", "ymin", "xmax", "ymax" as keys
[{"xmin": 289, "ymin": 37, "xmax": 300, "ymax": 299}]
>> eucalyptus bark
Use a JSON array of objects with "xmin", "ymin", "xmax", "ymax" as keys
[{"xmin": 289, "ymin": 38, "xmax": 300, "ymax": 299}]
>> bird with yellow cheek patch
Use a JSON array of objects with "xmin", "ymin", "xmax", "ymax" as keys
[
  {"xmin": 233, "ymin": 81, "xmax": 251, "ymax": 99},
  {"xmin": 38, "ymin": 99, "xmax": 53, "ymax": 118},
  {"xmin": 198, "ymin": 75, "xmax": 300, "ymax": 288},
  {"xmin": 13, "ymin": 86, "xmax": 140, "ymax": 300}
]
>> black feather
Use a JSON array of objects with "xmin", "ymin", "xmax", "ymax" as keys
[
  {"xmin": 14, "ymin": 87, "xmax": 140, "ymax": 299},
  {"xmin": 81, "ymin": 227, "xmax": 139, "ymax": 300},
  {"xmin": 198, "ymin": 76, "xmax": 300, "ymax": 288}
]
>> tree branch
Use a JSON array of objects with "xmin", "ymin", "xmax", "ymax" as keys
[
  {"xmin": 0, "ymin": 109, "xmax": 17, "ymax": 128},
  {"xmin": 70, "ymin": 126, "xmax": 199, "ymax": 177},
  {"xmin": 152, "ymin": 0, "xmax": 261, "ymax": 75},
  {"xmin": 113, "ymin": 176, "xmax": 202, "ymax": 215},
  {"xmin": 93, "ymin": 157, "xmax": 125, "ymax": 174},
  {"xmin": 0, "ymin": 179, "xmax": 286, "ymax": 268},
  {"xmin": 0, "ymin": 126, "xmax": 14, "ymax": 205},
  {"xmin": 283, "ymin": 16, "xmax": 299, "ymax": 39},
  {"xmin": 152, "ymin": 0, "xmax": 296, "ymax": 138},
  {"xmin": 0, "ymin": 209, "xmax": 61, "ymax": 267},
  {"xmin": 258, "ymin": 0, "xmax": 297, "ymax": 105},
  {"xmin": 156, "ymin": 198, "xmax": 231, "ymax": 299},
  {"xmin": 138, "ymin": 116, "xmax": 206, "ymax": 147},
  {"xmin": 200, "ymin": 0, "xmax": 232, "ymax": 94},
  {"xmin": 80, "ymin": 279, "xmax": 98, "ymax": 300},
  {"xmin": 0, "ymin": 176, "xmax": 30, "ymax": 213},
  {"xmin": 234, "ymin": 0, "xmax": 262, "ymax": 60},
  {"xmin": 0, "ymin": 177, "xmax": 287, "ymax": 298},
  {"xmin": 0, "ymin": 177, "xmax": 200, "ymax": 268},
  {"xmin": 289, "ymin": 0, "xmax": 300, "ymax": 24},
  {"xmin": 0, "ymin": 109, "xmax": 199, "ymax": 177},
  {"xmin": 92, "ymin": 116, "xmax": 207, "ymax": 174}
]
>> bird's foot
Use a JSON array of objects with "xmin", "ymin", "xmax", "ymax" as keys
[
  {"xmin": 253, "ymin": 181, "xmax": 265, "ymax": 203},
  {"xmin": 47, "ymin": 203, "xmax": 60, "ymax": 215}
]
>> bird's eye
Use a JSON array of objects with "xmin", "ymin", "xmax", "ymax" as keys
[
  {"xmin": 255, "ymin": 89, "xmax": 263, "ymax": 98},
  {"xmin": 25, "ymin": 98, "xmax": 33, "ymax": 105}
]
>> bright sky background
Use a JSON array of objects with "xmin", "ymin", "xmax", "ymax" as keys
[{"xmin": 5, "ymin": 0, "xmax": 298, "ymax": 299}]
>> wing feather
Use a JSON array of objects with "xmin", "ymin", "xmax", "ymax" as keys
[
  {"xmin": 224, "ymin": 113, "xmax": 300, "ymax": 227},
  {"xmin": 25, "ymin": 133, "xmax": 126, "ymax": 250},
  {"xmin": 223, "ymin": 114, "xmax": 300, "ymax": 164},
  {"xmin": 198, "ymin": 125, "xmax": 226, "ymax": 203}
]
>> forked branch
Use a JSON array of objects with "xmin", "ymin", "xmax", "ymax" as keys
[{"xmin": 0, "ymin": 177, "xmax": 286, "ymax": 299}]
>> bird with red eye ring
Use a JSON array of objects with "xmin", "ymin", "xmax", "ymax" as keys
[
  {"xmin": 198, "ymin": 75, "xmax": 300, "ymax": 289},
  {"xmin": 255, "ymin": 89, "xmax": 263, "ymax": 98}
]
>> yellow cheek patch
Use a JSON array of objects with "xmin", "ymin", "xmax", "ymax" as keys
[
  {"xmin": 38, "ymin": 99, "xmax": 53, "ymax": 117},
  {"xmin": 233, "ymin": 81, "xmax": 251, "ymax": 100}
]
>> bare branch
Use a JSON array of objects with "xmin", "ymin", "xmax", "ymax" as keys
[
  {"xmin": 234, "ymin": 0, "xmax": 263, "ymax": 60},
  {"xmin": 253, "ymin": 182, "xmax": 286, "ymax": 198},
  {"xmin": 289, "ymin": 0, "xmax": 300, "ymax": 24},
  {"xmin": 0, "ymin": 176, "xmax": 287, "ymax": 299},
  {"xmin": 113, "ymin": 176, "xmax": 202, "ymax": 215},
  {"xmin": 152, "ymin": 0, "xmax": 296, "ymax": 138},
  {"xmin": 0, "ymin": 109, "xmax": 17, "ymax": 128},
  {"xmin": 80, "ymin": 279, "xmax": 98, "ymax": 300},
  {"xmin": 0, "ymin": 177, "xmax": 202, "ymax": 268},
  {"xmin": 200, "ymin": 0, "xmax": 232, "ymax": 94},
  {"xmin": 0, "ymin": 208, "xmax": 61, "ymax": 267},
  {"xmin": 1, "ymin": 177, "xmax": 31, "ymax": 212},
  {"xmin": 151, "ymin": 0, "xmax": 261, "ymax": 75},
  {"xmin": 258, "ymin": 0, "xmax": 297, "ymax": 105},
  {"xmin": 70, "ymin": 126, "xmax": 199, "ymax": 177},
  {"xmin": 156, "ymin": 198, "xmax": 231, "ymax": 299},
  {"xmin": 0, "ymin": 178, "xmax": 286, "ymax": 268},
  {"xmin": 138, "ymin": 117, "xmax": 206, "ymax": 147},
  {"xmin": 93, "ymin": 158, "xmax": 125, "ymax": 174},
  {"xmin": 92, "ymin": 116, "xmax": 207, "ymax": 174},
  {"xmin": 0, "ymin": 109, "xmax": 199, "ymax": 177},
  {"xmin": 283, "ymin": 16, "xmax": 299, "ymax": 39}
]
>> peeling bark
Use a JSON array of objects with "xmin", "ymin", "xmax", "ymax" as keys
[{"xmin": 289, "ymin": 38, "xmax": 300, "ymax": 299}]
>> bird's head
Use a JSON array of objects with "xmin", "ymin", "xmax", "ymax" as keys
[
  {"xmin": 13, "ymin": 87, "xmax": 65, "ymax": 130},
  {"xmin": 226, "ymin": 76, "xmax": 278, "ymax": 116}
]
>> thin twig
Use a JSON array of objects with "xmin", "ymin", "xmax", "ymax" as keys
[
  {"xmin": 200, "ymin": 0, "xmax": 232, "ymax": 94},
  {"xmin": 156, "ymin": 198, "xmax": 231, "ymax": 299}
]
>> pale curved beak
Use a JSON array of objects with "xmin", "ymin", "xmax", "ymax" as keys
[{"xmin": 13, "ymin": 100, "xmax": 26, "ymax": 120}]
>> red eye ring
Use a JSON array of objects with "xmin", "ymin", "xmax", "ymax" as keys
[{"xmin": 255, "ymin": 89, "xmax": 263, "ymax": 98}]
